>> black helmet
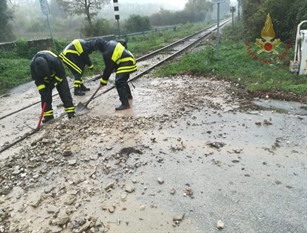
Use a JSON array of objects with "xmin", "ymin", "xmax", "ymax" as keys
[{"xmin": 93, "ymin": 38, "xmax": 107, "ymax": 51}]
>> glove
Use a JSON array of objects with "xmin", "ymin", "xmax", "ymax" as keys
[{"xmin": 100, "ymin": 78, "xmax": 107, "ymax": 86}]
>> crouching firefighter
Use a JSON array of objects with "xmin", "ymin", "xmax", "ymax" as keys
[
  {"xmin": 94, "ymin": 38, "xmax": 137, "ymax": 110},
  {"xmin": 30, "ymin": 50, "xmax": 75, "ymax": 123},
  {"xmin": 59, "ymin": 39, "xmax": 95, "ymax": 96}
]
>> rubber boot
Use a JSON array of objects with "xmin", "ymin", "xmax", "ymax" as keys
[
  {"xmin": 74, "ymin": 87, "xmax": 85, "ymax": 96},
  {"xmin": 81, "ymin": 84, "xmax": 90, "ymax": 91},
  {"xmin": 67, "ymin": 112, "xmax": 75, "ymax": 119},
  {"xmin": 115, "ymin": 86, "xmax": 130, "ymax": 111},
  {"xmin": 115, "ymin": 104, "xmax": 131, "ymax": 111},
  {"xmin": 42, "ymin": 115, "xmax": 54, "ymax": 124}
]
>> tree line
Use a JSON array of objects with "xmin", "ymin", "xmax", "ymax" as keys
[
  {"xmin": 241, "ymin": 0, "xmax": 307, "ymax": 41},
  {"xmin": 1, "ymin": 0, "xmax": 230, "ymax": 42},
  {"xmin": 1, "ymin": 0, "xmax": 305, "ymax": 43}
]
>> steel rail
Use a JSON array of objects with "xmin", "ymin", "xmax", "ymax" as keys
[
  {"xmin": 0, "ymin": 19, "xmax": 230, "ymax": 154},
  {"xmin": 0, "ymin": 22, "xmax": 221, "ymax": 121}
]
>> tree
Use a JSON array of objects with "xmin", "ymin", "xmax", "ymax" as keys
[
  {"xmin": 183, "ymin": 0, "xmax": 213, "ymax": 23},
  {"xmin": 124, "ymin": 15, "xmax": 151, "ymax": 33},
  {"xmin": 56, "ymin": 0, "xmax": 110, "ymax": 36},
  {"xmin": 241, "ymin": 0, "xmax": 307, "ymax": 41},
  {"xmin": 0, "ymin": 0, "xmax": 15, "ymax": 42}
]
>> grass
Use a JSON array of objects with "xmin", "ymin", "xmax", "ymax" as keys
[
  {"xmin": 154, "ymin": 23, "xmax": 307, "ymax": 96},
  {"xmin": 0, "ymin": 22, "xmax": 210, "ymax": 95},
  {"xmin": 1, "ymin": 21, "xmax": 306, "ymax": 98}
]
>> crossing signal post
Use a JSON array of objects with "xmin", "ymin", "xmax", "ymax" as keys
[
  {"xmin": 213, "ymin": 0, "xmax": 225, "ymax": 59},
  {"xmin": 113, "ymin": 0, "xmax": 121, "ymax": 38},
  {"xmin": 230, "ymin": 6, "xmax": 236, "ymax": 28}
]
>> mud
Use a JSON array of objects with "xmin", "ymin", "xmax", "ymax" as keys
[{"xmin": 0, "ymin": 74, "xmax": 306, "ymax": 233}]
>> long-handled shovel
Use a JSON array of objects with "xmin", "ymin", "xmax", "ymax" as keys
[
  {"xmin": 36, "ymin": 102, "xmax": 46, "ymax": 129},
  {"xmin": 75, "ymin": 84, "xmax": 102, "ymax": 114}
]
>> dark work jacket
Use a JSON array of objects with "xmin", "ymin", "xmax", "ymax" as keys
[
  {"xmin": 95, "ymin": 39, "xmax": 137, "ymax": 82},
  {"xmin": 59, "ymin": 39, "xmax": 95, "ymax": 74},
  {"xmin": 30, "ymin": 50, "xmax": 65, "ymax": 92}
]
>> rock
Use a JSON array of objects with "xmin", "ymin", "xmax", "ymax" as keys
[
  {"xmin": 30, "ymin": 195, "xmax": 44, "ymax": 208},
  {"xmin": 68, "ymin": 159, "xmax": 77, "ymax": 166},
  {"xmin": 217, "ymin": 220, "xmax": 225, "ymax": 229},
  {"xmin": 207, "ymin": 142, "xmax": 226, "ymax": 149},
  {"xmin": 170, "ymin": 188, "xmax": 176, "ymax": 195},
  {"xmin": 173, "ymin": 213, "xmax": 185, "ymax": 226},
  {"xmin": 44, "ymin": 186, "xmax": 56, "ymax": 194},
  {"xmin": 51, "ymin": 215, "xmax": 70, "ymax": 227},
  {"xmin": 108, "ymin": 205, "xmax": 116, "ymax": 213},
  {"xmin": 125, "ymin": 184, "xmax": 135, "ymax": 193},
  {"xmin": 12, "ymin": 166, "xmax": 21, "ymax": 175},
  {"xmin": 90, "ymin": 154, "xmax": 99, "ymax": 160},
  {"xmin": 157, "ymin": 177, "xmax": 164, "ymax": 184},
  {"xmin": 120, "ymin": 193, "xmax": 128, "ymax": 202},
  {"xmin": 63, "ymin": 150, "xmax": 72, "ymax": 157},
  {"xmin": 46, "ymin": 205, "xmax": 60, "ymax": 215},
  {"xmin": 104, "ymin": 181, "xmax": 115, "ymax": 191}
]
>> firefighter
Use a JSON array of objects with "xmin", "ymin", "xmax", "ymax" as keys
[
  {"xmin": 30, "ymin": 50, "xmax": 75, "ymax": 123},
  {"xmin": 59, "ymin": 39, "xmax": 95, "ymax": 96},
  {"xmin": 94, "ymin": 38, "xmax": 137, "ymax": 110}
]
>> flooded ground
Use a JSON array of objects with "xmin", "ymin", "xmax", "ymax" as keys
[{"xmin": 0, "ymin": 74, "xmax": 306, "ymax": 233}]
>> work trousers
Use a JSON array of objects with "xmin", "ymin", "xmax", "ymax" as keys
[
  {"xmin": 41, "ymin": 76, "xmax": 74, "ymax": 116},
  {"xmin": 115, "ymin": 73, "xmax": 132, "ymax": 107}
]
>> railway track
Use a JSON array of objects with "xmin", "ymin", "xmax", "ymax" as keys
[{"xmin": 0, "ymin": 19, "xmax": 230, "ymax": 154}]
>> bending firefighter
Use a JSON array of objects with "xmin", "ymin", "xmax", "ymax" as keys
[
  {"xmin": 30, "ymin": 50, "xmax": 75, "ymax": 123},
  {"xmin": 59, "ymin": 39, "xmax": 95, "ymax": 96},
  {"xmin": 94, "ymin": 38, "xmax": 137, "ymax": 110}
]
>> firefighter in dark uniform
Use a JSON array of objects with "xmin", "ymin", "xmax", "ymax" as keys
[
  {"xmin": 94, "ymin": 38, "xmax": 137, "ymax": 110},
  {"xmin": 30, "ymin": 50, "xmax": 75, "ymax": 123},
  {"xmin": 59, "ymin": 39, "xmax": 95, "ymax": 96}
]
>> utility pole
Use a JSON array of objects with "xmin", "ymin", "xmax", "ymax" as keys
[{"xmin": 230, "ymin": 6, "xmax": 236, "ymax": 27}]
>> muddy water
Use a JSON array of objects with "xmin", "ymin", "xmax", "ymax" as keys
[
  {"xmin": 1, "ymin": 75, "xmax": 306, "ymax": 232},
  {"xmin": 87, "ymin": 78, "xmax": 307, "ymax": 232},
  {"xmin": 254, "ymin": 99, "xmax": 307, "ymax": 116}
]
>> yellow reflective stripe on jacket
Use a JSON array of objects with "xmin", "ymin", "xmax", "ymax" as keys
[
  {"xmin": 62, "ymin": 49, "xmax": 80, "ymax": 56},
  {"xmin": 88, "ymin": 64, "xmax": 94, "ymax": 69},
  {"xmin": 116, "ymin": 57, "xmax": 137, "ymax": 74},
  {"xmin": 117, "ymin": 56, "xmax": 135, "ymax": 65},
  {"xmin": 116, "ymin": 65, "xmax": 137, "ymax": 74},
  {"xmin": 65, "ymin": 107, "xmax": 75, "ymax": 113},
  {"xmin": 54, "ymin": 75, "xmax": 62, "ymax": 82},
  {"xmin": 37, "ymin": 84, "xmax": 46, "ymax": 91},
  {"xmin": 111, "ymin": 43, "xmax": 125, "ymax": 63},
  {"xmin": 40, "ymin": 50, "xmax": 58, "ymax": 57},
  {"xmin": 73, "ymin": 39, "xmax": 83, "ymax": 54},
  {"xmin": 43, "ymin": 110, "xmax": 53, "ymax": 117},
  {"xmin": 59, "ymin": 53, "xmax": 83, "ymax": 74}
]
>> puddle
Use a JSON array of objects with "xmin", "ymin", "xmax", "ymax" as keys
[{"xmin": 254, "ymin": 99, "xmax": 307, "ymax": 115}]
